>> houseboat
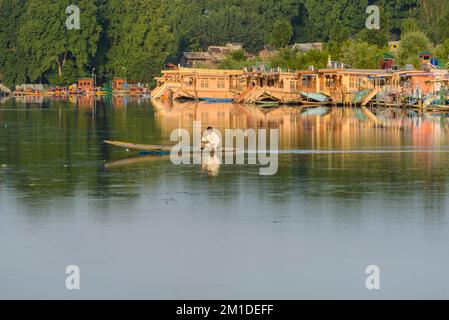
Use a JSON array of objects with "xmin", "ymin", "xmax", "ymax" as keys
[
  {"xmin": 152, "ymin": 68, "xmax": 244, "ymax": 102},
  {"xmin": 152, "ymin": 66, "xmax": 449, "ymax": 107}
]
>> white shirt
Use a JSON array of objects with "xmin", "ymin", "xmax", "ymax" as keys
[{"xmin": 202, "ymin": 130, "xmax": 221, "ymax": 150}]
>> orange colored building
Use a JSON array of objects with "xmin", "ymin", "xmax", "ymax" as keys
[
  {"xmin": 152, "ymin": 68, "xmax": 244, "ymax": 101},
  {"xmin": 77, "ymin": 78, "xmax": 94, "ymax": 94},
  {"xmin": 112, "ymin": 78, "xmax": 126, "ymax": 91}
]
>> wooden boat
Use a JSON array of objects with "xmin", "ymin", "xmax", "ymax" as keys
[
  {"xmin": 104, "ymin": 140, "xmax": 240, "ymax": 153},
  {"xmin": 301, "ymin": 92, "xmax": 330, "ymax": 103},
  {"xmin": 105, "ymin": 140, "xmax": 173, "ymax": 152}
]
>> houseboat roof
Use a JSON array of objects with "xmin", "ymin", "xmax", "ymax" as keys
[
  {"xmin": 183, "ymin": 52, "xmax": 212, "ymax": 60},
  {"xmin": 316, "ymin": 68, "xmax": 392, "ymax": 75},
  {"xmin": 343, "ymin": 69, "xmax": 393, "ymax": 75},
  {"xmin": 400, "ymin": 72, "xmax": 436, "ymax": 77},
  {"xmin": 161, "ymin": 67, "xmax": 243, "ymax": 76}
]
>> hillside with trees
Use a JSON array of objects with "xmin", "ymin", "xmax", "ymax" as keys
[{"xmin": 1, "ymin": 0, "xmax": 449, "ymax": 87}]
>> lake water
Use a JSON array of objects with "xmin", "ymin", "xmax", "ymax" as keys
[{"xmin": 1, "ymin": 96, "xmax": 449, "ymax": 299}]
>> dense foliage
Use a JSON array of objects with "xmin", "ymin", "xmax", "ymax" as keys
[{"xmin": 1, "ymin": 0, "xmax": 449, "ymax": 87}]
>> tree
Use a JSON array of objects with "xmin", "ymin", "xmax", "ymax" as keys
[
  {"xmin": 434, "ymin": 6, "xmax": 449, "ymax": 43},
  {"xmin": 300, "ymin": 0, "xmax": 368, "ymax": 41},
  {"xmin": 397, "ymin": 31, "xmax": 432, "ymax": 68},
  {"xmin": 356, "ymin": 29, "xmax": 389, "ymax": 48},
  {"xmin": 17, "ymin": 0, "xmax": 102, "ymax": 85},
  {"xmin": 269, "ymin": 19, "xmax": 293, "ymax": 49},
  {"xmin": 340, "ymin": 41, "xmax": 384, "ymax": 69},
  {"xmin": 219, "ymin": 49, "xmax": 262, "ymax": 70},
  {"xmin": 418, "ymin": 0, "xmax": 447, "ymax": 43},
  {"xmin": 269, "ymin": 48, "xmax": 300, "ymax": 69},
  {"xmin": 269, "ymin": 48, "xmax": 328, "ymax": 70},
  {"xmin": 434, "ymin": 39, "xmax": 449, "ymax": 65},
  {"xmin": 105, "ymin": 0, "xmax": 177, "ymax": 83},
  {"xmin": 401, "ymin": 18, "xmax": 419, "ymax": 35},
  {"xmin": 0, "ymin": 0, "xmax": 27, "ymax": 86}
]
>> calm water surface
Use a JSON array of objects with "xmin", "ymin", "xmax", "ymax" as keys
[{"xmin": 1, "ymin": 96, "xmax": 449, "ymax": 299}]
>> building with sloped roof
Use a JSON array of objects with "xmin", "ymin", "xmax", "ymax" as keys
[{"xmin": 180, "ymin": 43, "xmax": 244, "ymax": 68}]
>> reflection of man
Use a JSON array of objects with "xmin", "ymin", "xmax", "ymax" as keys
[
  {"xmin": 201, "ymin": 151, "xmax": 221, "ymax": 176},
  {"xmin": 202, "ymin": 127, "xmax": 221, "ymax": 152}
]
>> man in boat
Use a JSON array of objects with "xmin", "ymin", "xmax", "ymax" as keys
[
  {"xmin": 202, "ymin": 126, "xmax": 221, "ymax": 152},
  {"xmin": 200, "ymin": 127, "xmax": 222, "ymax": 176}
]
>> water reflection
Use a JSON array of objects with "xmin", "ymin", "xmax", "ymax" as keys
[
  {"xmin": 1, "ymin": 97, "xmax": 449, "ymax": 210},
  {"xmin": 153, "ymin": 99, "xmax": 449, "ymax": 151},
  {"xmin": 2, "ymin": 97, "xmax": 449, "ymax": 299}
]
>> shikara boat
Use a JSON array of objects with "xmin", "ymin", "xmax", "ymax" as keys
[
  {"xmin": 301, "ymin": 92, "xmax": 330, "ymax": 103},
  {"xmin": 104, "ymin": 140, "xmax": 241, "ymax": 154}
]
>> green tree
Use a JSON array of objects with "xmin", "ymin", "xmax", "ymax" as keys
[
  {"xmin": 17, "ymin": 0, "xmax": 101, "ymax": 85},
  {"xmin": 0, "ymin": 0, "xmax": 27, "ymax": 86},
  {"xmin": 434, "ymin": 39, "xmax": 449, "ymax": 65},
  {"xmin": 105, "ymin": 0, "xmax": 177, "ymax": 83},
  {"xmin": 269, "ymin": 48, "xmax": 328, "ymax": 70},
  {"xmin": 340, "ymin": 41, "xmax": 384, "ymax": 69},
  {"xmin": 269, "ymin": 48, "xmax": 300, "ymax": 69},
  {"xmin": 269, "ymin": 19, "xmax": 293, "ymax": 49},
  {"xmin": 397, "ymin": 31, "xmax": 432, "ymax": 67},
  {"xmin": 356, "ymin": 29, "xmax": 389, "ymax": 48},
  {"xmin": 418, "ymin": 0, "xmax": 447, "ymax": 43},
  {"xmin": 219, "ymin": 49, "xmax": 263, "ymax": 70},
  {"xmin": 299, "ymin": 49, "xmax": 329, "ymax": 69},
  {"xmin": 401, "ymin": 18, "xmax": 419, "ymax": 35}
]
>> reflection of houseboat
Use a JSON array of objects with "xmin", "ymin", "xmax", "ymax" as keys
[
  {"xmin": 14, "ymin": 88, "xmax": 43, "ymax": 97},
  {"xmin": 44, "ymin": 87, "xmax": 69, "ymax": 97}
]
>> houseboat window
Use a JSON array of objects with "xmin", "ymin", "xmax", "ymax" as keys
[
  {"xmin": 200, "ymin": 79, "xmax": 209, "ymax": 88},
  {"xmin": 217, "ymin": 80, "xmax": 226, "ymax": 89},
  {"xmin": 302, "ymin": 77, "xmax": 310, "ymax": 87},
  {"xmin": 290, "ymin": 80, "xmax": 298, "ymax": 91},
  {"xmin": 325, "ymin": 76, "xmax": 334, "ymax": 87},
  {"xmin": 184, "ymin": 78, "xmax": 193, "ymax": 86}
]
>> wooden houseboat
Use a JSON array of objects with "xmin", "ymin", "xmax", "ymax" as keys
[
  {"xmin": 235, "ymin": 70, "xmax": 303, "ymax": 104},
  {"xmin": 152, "ymin": 66, "xmax": 449, "ymax": 107},
  {"xmin": 152, "ymin": 68, "xmax": 244, "ymax": 102}
]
